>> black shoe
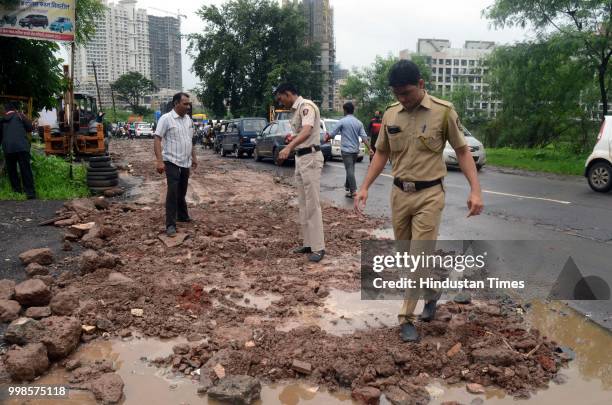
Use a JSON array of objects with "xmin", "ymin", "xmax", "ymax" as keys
[
  {"xmin": 400, "ymin": 322, "xmax": 419, "ymax": 342},
  {"xmin": 419, "ymin": 300, "xmax": 438, "ymax": 322},
  {"xmin": 292, "ymin": 246, "xmax": 312, "ymax": 254},
  {"xmin": 177, "ymin": 217, "xmax": 193, "ymax": 223},
  {"xmin": 345, "ymin": 191, "xmax": 355, "ymax": 199},
  {"xmin": 308, "ymin": 250, "xmax": 325, "ymax": 262},
  {"xmin": 166, "ymin": 225, "xmax": 177, "ymax": 237}
]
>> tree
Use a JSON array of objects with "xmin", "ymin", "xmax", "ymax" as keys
[
  {"xmin": 340, "ymin": 54, "xmax": 433, "ymax": 124},
  {"xmin": 485, "ymin": 0, "xmax": 612, "ymax": 120},
  {"xmin": 188, "ymin": 0, "xmax": 322, "ymax": 118},
  {"xmin": 485, "ymin": 34, "xmax": 598, "ymax": 150},
  {"xmin": 111, "ymin": 72, "xmax": 157, "ymax": 115},
  {"xmin": 0, "ymin": 0, "xmax": 106, "ymax": 112}
]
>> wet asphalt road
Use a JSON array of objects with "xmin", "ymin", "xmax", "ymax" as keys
[{"xmin": 218, "ymin": 150, "xmax": 612, "ymax": 330}]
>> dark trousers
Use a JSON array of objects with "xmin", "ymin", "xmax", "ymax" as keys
[
  {"xmin": 341, "ymin": 152, "xmax": 358, "ymax": 193},
  {"xmin": 4, "ymin": 151, "xmax": 35, "ymax": 198},
  {"xmin": 164, "ymin": 161, "xmax": 190, "ymax": 228}
]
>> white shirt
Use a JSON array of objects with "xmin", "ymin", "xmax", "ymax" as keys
[{"xmin": 155, "ymin": 110, "xmax": 194, "ymax": 168}]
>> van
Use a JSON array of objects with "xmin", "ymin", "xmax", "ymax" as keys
[{"xmin": 585, "ymin": 117, "xmax": 612, "ymax": 192}]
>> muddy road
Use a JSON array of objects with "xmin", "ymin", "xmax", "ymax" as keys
[{"xmin": 0, "ymin": 139, "xmax": 610, "ymax": 405}]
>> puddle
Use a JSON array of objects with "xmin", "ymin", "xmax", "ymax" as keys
[{"xmin": 277, "ymin": 288, "xmax": 408, "ymax": 335}]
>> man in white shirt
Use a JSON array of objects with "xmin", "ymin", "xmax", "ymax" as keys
[{"xmin": 154, "ymin": 92, "xmax": 198, "ymax": 236}]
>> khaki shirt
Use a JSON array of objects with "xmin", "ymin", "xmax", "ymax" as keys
[
  {"xmin": 290, "ymin": 96, "xmax": 321, "ymax": 147},
  {"xmin": 375, "ymin": 93, "xmax": 467, "ymax": 181}
]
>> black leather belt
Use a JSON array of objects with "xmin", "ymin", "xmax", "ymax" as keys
[
  {"xmin": 295, "ymin": 145, "xmax": 321, "ymax": 156},
  {"xmin": 393, "ymin": 178, "xmax": 442, "ymax": 193}
]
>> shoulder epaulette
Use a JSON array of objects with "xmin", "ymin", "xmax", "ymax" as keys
[
  {"xmin": 430, "ymin": 96, "xmax": 453, "ymax": 109},
  {"xmin": 386, "ymin": 102, "xmax": 400, "ymax": 110}
]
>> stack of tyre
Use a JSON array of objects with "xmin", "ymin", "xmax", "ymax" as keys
[{"xmin": 87, "ymin": 156, "xmax": 119, "ymax": 194}]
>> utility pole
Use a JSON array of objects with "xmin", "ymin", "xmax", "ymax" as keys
[{"xmin": 91, "ymin": 61, "xmax": 103, "ymax": 112}]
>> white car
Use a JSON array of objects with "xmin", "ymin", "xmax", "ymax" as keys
[
  {"xmin": 585, "ymin": 116, "xmax": 612, "ymax": 192},
  {"xmin": 443, "ymin": 127, "xmax": 486, "ymax": 171},
  {"xmin": 135, "ymin": 122, "xmax": 153, "ymax": 138},
  {"xmin": 322, "ymin": 119, "xmax": 366, "ymax": 162}
]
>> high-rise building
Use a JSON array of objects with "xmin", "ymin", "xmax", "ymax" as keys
[
  {"xmin": 75, "ymin": 1, "xmax": 182, "ymax": 110},
  {"xmin": 400, "ymin": 39, "xmax": 501, "ymax": 117},
  {"xmin": 284, "ymin": 0, "xmax": 336, "ymax": 112},
  {"xmin": 148, "ymin": 15, "xmax": 182, "ymax": 91}
]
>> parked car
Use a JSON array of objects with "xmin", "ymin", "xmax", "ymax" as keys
[
  {"xmin": 443, "ymin": 127, "xmax": 486, "ymax": 171},
  {"xmin": 323, "ymin": 119, "xmax": 366, "ymax": 162},
  {"xmin": 214, "ymin": 121, "xmax": 229, "ymax": 154},
  {"xmin": 135, "ymin": 122, "xmax": 153, "ymax": 138},
  {"xmin": 49, "ymin": 17, "xmax": 73, "ymax": 33},
  {"xmin": 253, "ymin": 120, "xmax": 331, "ymax": 165},
  {"xmin": 0, "ymin": 14, "xmax": 17, "ymax": 26},
  {"xmin": 19, "ymin": 14, "xmax": 48, "ymax": 29},
  {"xmin": 585, "ymin": 116, "xmax": 612, "ymax": 192},
  {"xmin": 221, "ymin": 118, "xmax": 268, "ymax": 158}
]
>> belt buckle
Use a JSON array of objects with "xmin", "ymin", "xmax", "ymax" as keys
[{"xmin": 402, "ymin": 181, "xmax": 416, "ymax": 193}]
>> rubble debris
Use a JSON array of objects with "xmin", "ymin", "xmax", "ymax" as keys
[
  {"xmin": 14, "ymin": 279, "xmax": 52, "ymax": 306},
  {"xmin": 158, "ymin": 232, "xmax": 188, "ymax": 248},
  {"xmin": 50, "ymin": 291, "xmax": 79, "ymax": 316},
  {"xmin": 0, "ymin": 279, "xmax": 16, "ymax": 300},
  {"xmin": 207, "ymin": 375, "xmax": 261, "ymax": 405},
  {"xmin": 25, "ymin": 263, "xmax": 49, "ymax": 278},
  {"xmin": 0, "ymin": 299, "xmax": 21, "ymax": 322},
  {"xmin": 19, "ymin": 248, "xmax": 54, "ymax": 266},
  {"xmin": 24, "ymin": 306, "xmax": 51, "ymax": 319},
  {"xmin": 5, "ymin": 343, "xmax": 50, "ymax": 381},
  {"xmin": 88, "ymin": 372, "xmax": 125, "ymax": 404}
]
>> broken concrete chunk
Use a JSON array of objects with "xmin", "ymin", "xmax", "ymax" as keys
[
  {"xmin": 291, "ymin": 359, "xmax": 312, "ymax": 375},
  {"xmin": 50, "ymin": 291, "xmax": 79, "ymax": 316},
  {"xmin": 207, "ymin": 375, "xmax": 261, "ymax": 405},
  {"xmin": 213, "ymin": 363, "xmax": 226, "ymax": 379},
  {"xmin": 130, "ymin": 308, "xmax": 144, "ymax": 317},
  {"xmin": 89, "ymin": 372, "xmax": 124, "ymax": 404},
  {"xmin": 158, "ymin": 233, "xmax": 188, "ymax": 248},
  {"xmin": 0, "ymin": 279, "xmax": 16, "ymax": 300},
  {"xmin": 69, "ymin": 222, "xmax": 96, "ymax": 238},
  {"xmin": 25, "ymin": 263, "xmax": 49, "ymax": 278},
  {"xmin": 24, "ymin": 306, "xmax": 52, "ymax": 319},
  {"xmin": 466, "ymin": 383, "xmax": 485, "ymax": 394}
]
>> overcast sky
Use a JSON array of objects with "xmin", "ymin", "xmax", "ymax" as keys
[{"xmin": 116, "ymin": 0, "xmax": 533, "ymax": 89}]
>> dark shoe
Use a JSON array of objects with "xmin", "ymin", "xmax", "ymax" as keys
[
  {"xmin": 345, "ymin": 191, "xmax": 355, "ymax": 199},
  {"xmin": 293, "ymin": 246, "xmax": 312, "ymax": 254},
  {"xmin": 177, "ymin": 217, "xmax": 193, "ymax": 223},
  {"xmin": 166, "ymin": 225, "xmax": 177, "ymax": 237},
  {"xmin": 308, "ymin": 250, "xmax": 325, "ymax": 262},
  {"xmin": 419, "ymin": 300, "xmax": 438, "ymax": 322},
  {"xmin": 400, "ymin": 322, "xmax": 419, "ymax": 342}
]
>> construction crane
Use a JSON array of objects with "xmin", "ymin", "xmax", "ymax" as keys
[{"xmin": 148, "ymin": 7, "xmax": 187, "ymax": 20}]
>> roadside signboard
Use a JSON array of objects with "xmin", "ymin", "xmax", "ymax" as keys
[{"xmin": 0, "ymin": 0, "xmax": 76, "ymax": 42}]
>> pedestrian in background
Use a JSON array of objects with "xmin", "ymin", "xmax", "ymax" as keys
[
  {"xmin": 0, "ymin": 101, "xmax": 36, "ymax": 199},
  {"xmin": 368, "ymin": 110, "xmax": 382, "ymax": 160},
  {"xmin": 275, "ymin": 83, "xmax": 326, "ymax": 262},
  {"xmin": 154, "ymin": 92, "xmax": 198, "ymax": 237},
  {"xmin": 330, "ymin": 102, "xmax": 370, "ymax": 198}
]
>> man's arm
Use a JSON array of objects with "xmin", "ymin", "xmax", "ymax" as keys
[
  {"xmin": 455, "ymin": 145, "xmax": 483, "ymax": 216},
  {"xmin": 191, "ymin": 145, "xmax": 198, "ymax": 170},
  {"xmin": 359, "ymin": 123, "xmax": 371, "ymax": 151},
  {"xmin": 354, "ymin": 149, "xmax": 389, "ymax": 213},
  {"xmin": 154, "ymin": 136, "xmax": 165, "ymax": 174}
]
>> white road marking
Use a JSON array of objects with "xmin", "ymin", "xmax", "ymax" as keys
[{"xmin": 325, "ymin": 162, "xmax": 572, "ymax": 205}]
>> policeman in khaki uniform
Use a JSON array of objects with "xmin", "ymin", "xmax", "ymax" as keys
[
  {"xmin": 355, "ymin": 60, "xmax": 484, "ymax": 342},
  {"xmin": 275, "ymin": 83, "xmax": 326, "ymax": 262}
]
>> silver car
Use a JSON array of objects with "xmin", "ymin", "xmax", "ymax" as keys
[{"xmin": 443, "ymin": 127, "xmax": 486, "ymax": 171}]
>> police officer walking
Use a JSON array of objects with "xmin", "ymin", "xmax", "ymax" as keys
[
  {"xmin": 354, "ymin": 60, "xmax": 483, "ymax": 342},
  {"xmin": 275, "ymin": 83, "xmax": 325, "ymax": 262}
]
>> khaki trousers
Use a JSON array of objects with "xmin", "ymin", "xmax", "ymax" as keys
[
  {"xmin": 295, "ymin": 152, "xmax": 325, "ymax": 252},
  {"xmin": 391, "ymin": 184, "xmax": 445, "ymax": 323}
]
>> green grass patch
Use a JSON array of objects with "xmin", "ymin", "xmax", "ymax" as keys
[
  {"xmin": 486, "ymin": 147, "xmax": 588, "ymax": 176},
  {"xmin": 0, "ymin": 151, "xmax": 90, "ymax": 200}
]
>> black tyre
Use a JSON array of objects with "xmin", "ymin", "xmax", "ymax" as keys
[
  {"xmin": 587, "ymin": 161, "xmax": 612, "ymax": 193},
  {"xmin": 89, "ymin": 160, "xmax": 112, "ymax": 168},
  {"xmin": 87, "ymin": 168, "xmax": 118, "ymax": 176},
  {"xmin": 221, "ymin": 147, "xmax": 227, "ymax": 157},
  {"xmin": 88, "ymin": 155, "xmax": 111, "ymax": 163},
  {"xmin": 233, "ymin": 147, "xmax": 240, "ymax": 158},
  {"xmin": 87, "ymin": 178, "xmax": 119, "ymax": 188},
  {"xmin": 254, "ymin": 148, "xmax": 263, "ymax": 162},
  {"xmin": 87, "ymin": 173, "xmax": 119, "ymax": 181}
]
